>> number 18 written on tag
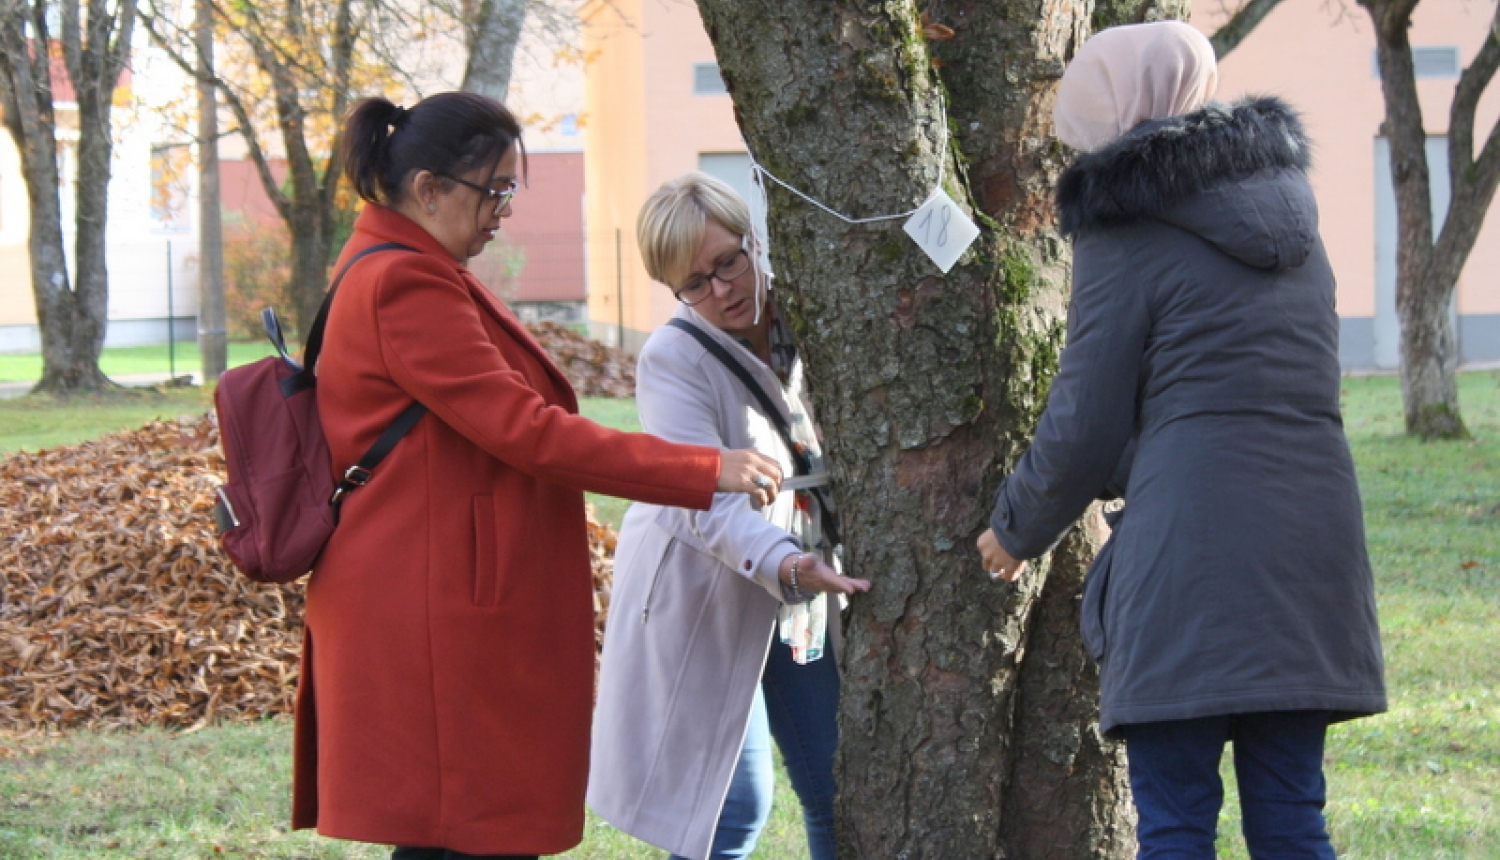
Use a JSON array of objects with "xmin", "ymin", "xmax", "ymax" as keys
[{"xmin": 902, "ymin": 188, "xmax": 980, "ymax": 274}]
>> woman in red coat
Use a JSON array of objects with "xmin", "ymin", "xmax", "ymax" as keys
[{"xmin": 295, "ymin": 92, "xmax": 782, "ymax": 860}]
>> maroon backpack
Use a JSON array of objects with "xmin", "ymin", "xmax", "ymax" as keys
[{"xmin": 213, "ymin": 242, "xmax": 423, "ymax": 583}]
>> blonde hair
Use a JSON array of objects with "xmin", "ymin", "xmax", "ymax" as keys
[{"xmin": 637, "ymin": 172, "xmax": 753, "ymax": 288}]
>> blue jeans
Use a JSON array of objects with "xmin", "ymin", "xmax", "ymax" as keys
[
  {"xmin": 670, "ymin": 637, "xmax": 840, "ymax": 860},
  {"xmin": 1123, "ymin": 711, "xmax": 1337, "ymax": 860}
]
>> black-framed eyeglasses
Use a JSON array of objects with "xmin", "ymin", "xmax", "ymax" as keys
[
  {"xmin": 441, "ymin": 174, "xmax": 518, "ymax": 218},
  {"xmin": 673, "ymin": 247, "xmax": 752, "ymax": 306}
]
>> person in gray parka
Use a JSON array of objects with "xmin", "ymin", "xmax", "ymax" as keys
[{"xmin": 976, "ymin": 22, "xmax": 1386, "ymax": 860}]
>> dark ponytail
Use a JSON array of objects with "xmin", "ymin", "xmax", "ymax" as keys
[{"xmin": 341, "ymin": 92, "xmax": 524, "ymax": 206}]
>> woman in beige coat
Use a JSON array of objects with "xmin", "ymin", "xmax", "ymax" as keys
[{"xmin": 588, "ymin": 173, "xmax": 870, "ymax": 860}]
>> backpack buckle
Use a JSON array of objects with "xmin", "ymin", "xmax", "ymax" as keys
[{"xmin": 330, "ymin": 466, "xmax": 373, "ymax": 505}]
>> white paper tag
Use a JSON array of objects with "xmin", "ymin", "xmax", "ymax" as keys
[{"xmin": 902, "ymin": 188, "xmax": 980, "ymax": 274}]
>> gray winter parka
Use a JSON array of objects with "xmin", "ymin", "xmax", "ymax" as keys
[{"xmin": 988, "ymin": 97, "xmax": 1387, "ymax": 736}]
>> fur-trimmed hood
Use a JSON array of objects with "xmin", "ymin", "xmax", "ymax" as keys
[{"xmin": 1057, "ymin": 96, "xmax": 1318, "ymax": 271}]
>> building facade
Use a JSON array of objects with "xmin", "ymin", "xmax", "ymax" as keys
[
  {"xmin": 581, "ymin": 0, "xmax": 1500, "ymax": 369},
  {"xmin": 0, "ymin": 22, "xmax": 590, "ymax": 356}
]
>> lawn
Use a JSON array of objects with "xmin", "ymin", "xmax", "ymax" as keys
[
  {"xmin": 0, "ymin": 342, "xmax": 279, "ymax": 385},
  {"xmin": 1, "ymin": 371, "xmax": 1496, "ymax": 858}
]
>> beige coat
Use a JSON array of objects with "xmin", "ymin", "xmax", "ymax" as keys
[{"xmin": 587, "ymin": 304, "xmax": 821, "ymax": 859}]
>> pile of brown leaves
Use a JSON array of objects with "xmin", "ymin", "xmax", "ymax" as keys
[
  {"xmin": 527, "ymin": 321, "xmax": 636, "ymax": 397},
  {"xmin": 0, "ymin": 416, "xmax": 618, "ymax": 735}
]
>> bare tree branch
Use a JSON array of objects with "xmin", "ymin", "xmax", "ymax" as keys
[
  {"xmin": 140, "ymin": 3, "xmax": 294, "ymax": 222},
  {"xmin": 1210, "ymin": 0, "xmax": 1285, "ymax": 58},
  {"xmin": 1434, "ymin": 2, "xmax": 1500, "ymax": 274}
]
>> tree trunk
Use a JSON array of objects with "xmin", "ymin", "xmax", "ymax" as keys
[
  {"xmin": 63, "ymin": 62, "xmax": 118, "ymax": 391},
  {"xmin": 1364, "ymin": 0, "xmax": 1472, "ymax": 439},
  {"xmin": 461, "ymin": 0, "xmax": 528, "ymax": 101},
  {"xmin": 0, "ymin": 1, "xmax": 117, "ymax": 393},
  {"xmin": 288, "ymin": 204, "xmax": 334, "ymax": 340},
  {"xmin": 196, "ymin": 0, "xmax": 227, "ymax": 383},
  {"xmin": 693, "ymin": 1, "xmax": 1179, "ymax": 855}
]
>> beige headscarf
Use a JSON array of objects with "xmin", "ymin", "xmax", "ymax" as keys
[{"xmin": 1053, "ymin": 21, "xmax": 1219, "ymax": 152}]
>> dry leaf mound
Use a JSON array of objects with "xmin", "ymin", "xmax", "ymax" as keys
[
  {"xmin": 527, "ymin": 321, "xmax": 636, "ymax": 398},
  {"xmin": 1, "ymin": 415, "xmax": 618, "ymax": 736}
]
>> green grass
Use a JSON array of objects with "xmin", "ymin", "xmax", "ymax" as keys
[
  {"xmin": 0, "ymin": 342, "xmax": 279, "ymax": 384},
  {"xmin": 2, "ymin": 372, "xmax": 1497, "ymax": 858},
  {"xmin": 1213, "ymin": 370, "xmax": 1500, "ymax": 859},
  {"xmin": 578, "ymin": 398, "xmax": 643, "ymax": 530},
  {"xmin": 0, "ymin": 388, "xmax": 215, "ymax": 454}
]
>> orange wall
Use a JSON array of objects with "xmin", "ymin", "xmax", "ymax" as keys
[
  {"xmin": 1198, "ymin": 0, "xmax": 1500, "ymax": 318},
  {"xmin": 583, "ymin": 0, "xmax": 743, "ymax": 349},
  {"xmin": 584, "ymin": 0, "xmax": 1500, "ymax": 355}
]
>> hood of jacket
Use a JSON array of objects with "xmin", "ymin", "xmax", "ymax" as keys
[{"xmin": 1057, "ymin": 96, "xmax": 1317, "ymax": 271}]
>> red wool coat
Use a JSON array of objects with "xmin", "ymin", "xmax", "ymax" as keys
[{"xmin": 292, "ymin": 205, "xmax": 719, "ymax": 855}]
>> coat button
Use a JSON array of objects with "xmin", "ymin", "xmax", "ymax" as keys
[{"xmin": 743, "ymin": 560, "xmax": 753, "ymax": 571}]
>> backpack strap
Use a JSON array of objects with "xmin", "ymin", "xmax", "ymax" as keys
[
  {"xmin": 665, "ymin": 317, "xmax": 841, "ymax": 546},
  {"xmin": 330, "ymin": 399, "xmax": 428, "ymax": 507},
  {"xmin": 257, "ymin": 241, "xmax": 426, "ymax": 513},
  {"xmin": 268, "ymin": 241, "xmax": 417, "ymax": 395}
]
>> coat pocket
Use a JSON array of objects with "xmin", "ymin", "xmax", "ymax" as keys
[
  {"xmin": 639, "ymin": 537, "xmax": 677, "ymax": 625},
  {"xmin": 472, "ymin": 495, "xmax": 499, "ymax": 607},
  {"xmin": 1080, "ymin": 536, "xmax": 1113, "ymax": 663}
]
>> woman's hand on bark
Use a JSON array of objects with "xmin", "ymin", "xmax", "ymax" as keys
[
  {"xmin": 978, "ymin": 528, "xmax": 1028, "ymax": 582},
  {"xmin": 779, "ymin": 552, "xmax": 871, "ymax": 596}
]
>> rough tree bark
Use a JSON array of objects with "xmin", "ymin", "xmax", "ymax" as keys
[
  {"xmin": 695, "ymin": 0, "xmax": 1180, "ymax": 856},
  {"xmin": 1362, "ymin": 0, "xmax": 1500, "ymax": 439},
  {"xmin": 0, "ymin": 0, "xmax": 134, "ymax": 393}
]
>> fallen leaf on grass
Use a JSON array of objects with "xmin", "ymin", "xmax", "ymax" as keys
[{"xmin": 2, "ymin": 415, "xmax": 619, "ymax": 735}]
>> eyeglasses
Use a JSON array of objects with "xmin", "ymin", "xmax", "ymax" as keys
[
  {"xmin": 672, "ymin": 247, "xmax": 752, "ymax": 306},
  {"xmin": 440, "ymin": 174, "xmax": 518, "ymax": 218}
]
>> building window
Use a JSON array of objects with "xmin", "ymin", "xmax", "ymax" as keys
[
  {"xmin": 150, "ymin": 144, "xmax": 191, "ymax": 231},
  {"xmin": 693, "ymin": 62, "xmax": 727, "ymax": 95},
  {"xmin": 1372, "ymin": 46, "xmax": 1460, "ymax": 79}
]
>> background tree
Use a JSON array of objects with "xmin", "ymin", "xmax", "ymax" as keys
[
  {"xmin": 460, "ymin": 0, "xmax": 527, "ymax": 100},
  {"xmin": 456, "ymin": 0, "xmax": 583, "ymax": 98},
  {"xmin": 0, "ymin": 0, "xmax": 136, "ymax": 393},
  {"xmin": 144, "ymin": 0, "xmax": 569, "ymax": 337},
  {"xmin": 1362, "ymin": 0, "xmax": 1499, "ymax": 439},
  {"xmin": 695, "ymin": 0, "xmax": 1183, "ymax": 856},
  {"xmin": 1210, "ymin": 0, "xmax": 1500, "ymax": 439},
  {"xmin": 143, "ymin": 0, "xmax": 388, "ymax": 335},
  {"xmin": 194, "ymin": 0, "xmax": 225, "ymax": 383}
]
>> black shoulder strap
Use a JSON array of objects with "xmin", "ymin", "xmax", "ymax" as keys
[
  {"xmin": 264, "ymin": 241, "xmax": 417, "ymax": 394},
  {"xmin": 256, "ymin": 241, "xmax": 425, "ymax": 513},
  {"xmin": 329, "ymin": 397, "xmax": 428, "ymax": 510},
  {"xmin": 666, "ymin": 317, "xmax": 841, "ymax": 546}
]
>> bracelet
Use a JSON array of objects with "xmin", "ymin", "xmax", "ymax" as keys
[{"xmin": 788, "ymin": 552, "xmax": 816, "ymax": 600}]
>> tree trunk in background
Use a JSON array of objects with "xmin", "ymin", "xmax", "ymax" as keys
[
  {"xmin": 0, "ymin": 0, "xmax": 132, "ymax": 393},
  {"xmin": 461, "ymin": 0, "xmax": 527, "ymax": 102},
  {"xmin": 1362, "ymin": 0, "xmax": 1500, "ymax": 440},
  {"xmin": 0, "ymin": 9, "xmax": 77, "ymax": 392},
  {"xmin": 141, "ymin": 0, "xmax": 357, "ymax": 339},
  {"xmin": 1365, "ymin": 0, "xmax": 1466, "ymax": 439},
  {"xmin": 61, "ymin": 0, "xmax": 135, "ymax": 392},
  {"xmin": 695, "ymin": 0, "xmax": 1180, "ymax": 855},
  {"xmin": 196, "ymin": 0, "xmax": 227, "ymax": 384}
]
